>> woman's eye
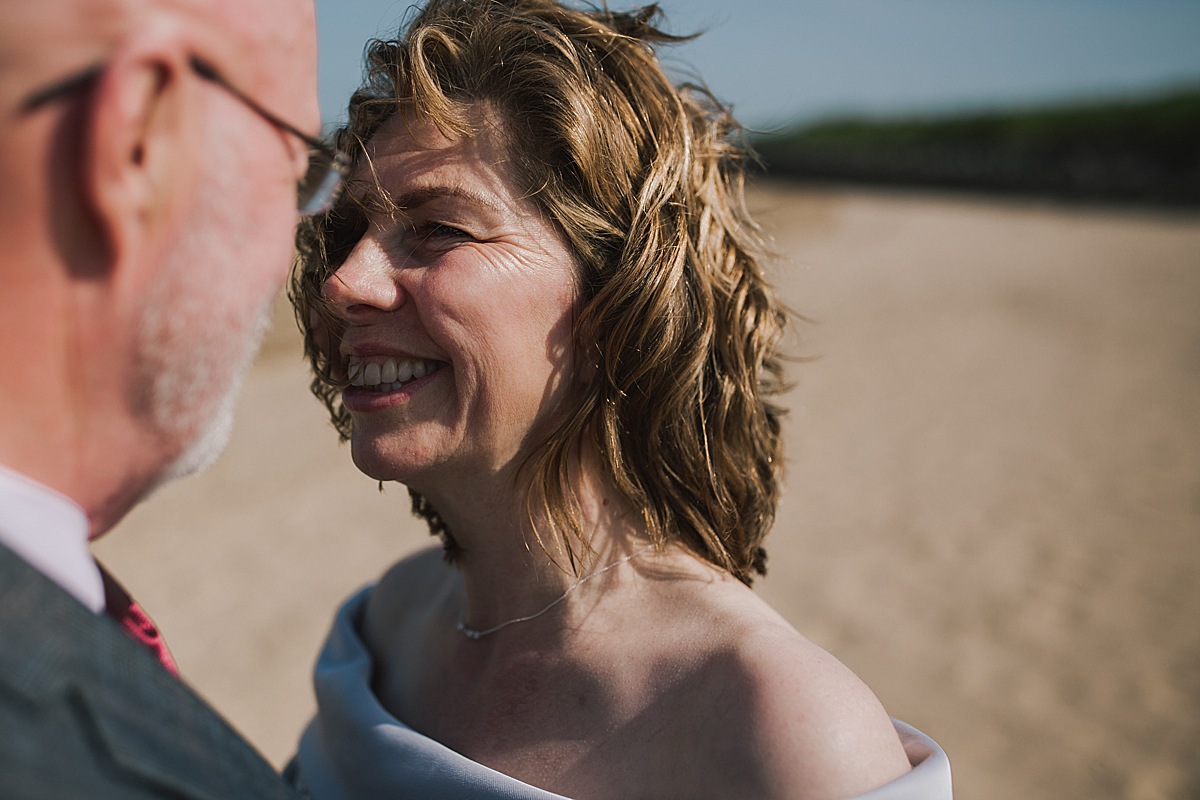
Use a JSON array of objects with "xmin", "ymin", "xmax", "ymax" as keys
[
  {"xmin": 321, "ymin": 209, "xmax": 369, "ymax": 267},
  {"xmin": 393, "ymin": 222, "xmax": 472, "ymax": 258},
  {"xmin": 424, "ymin": 223, "xmax": 470, "ymax": 239}
]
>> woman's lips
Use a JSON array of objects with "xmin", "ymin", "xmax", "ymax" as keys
[
  {"xmin": 347, "ymin": 355, "xmax": 441, "ymax": 389},
  {"xmin": 341, "ymin": 360, "xmax": 446, "ymax": 411}
]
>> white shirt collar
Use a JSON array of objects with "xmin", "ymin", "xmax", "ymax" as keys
[{"xmin": 0, "ymin": 463, "xmax": 104, "ymax": 613}]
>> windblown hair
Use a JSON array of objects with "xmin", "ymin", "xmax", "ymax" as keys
[{"xmin": 292, "ymin": 0, "xmax": 788, "ymax": 584}]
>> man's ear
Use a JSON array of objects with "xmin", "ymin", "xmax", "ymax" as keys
[{"xmin": 83, "ymin": 42, "xmax": 197, "ymax": 279}]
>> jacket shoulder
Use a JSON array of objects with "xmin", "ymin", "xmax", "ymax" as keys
[{"xmin": 0, "ymin": 544, "xmax": 300, "ymax": 800}]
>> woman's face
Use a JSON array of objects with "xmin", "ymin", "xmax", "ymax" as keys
[{"xmin": 321, "ymin": 109, "xmax": 579, "ymax": 493}]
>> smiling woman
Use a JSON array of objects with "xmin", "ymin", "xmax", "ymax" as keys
[
  {"xmin": 314, "ymin": 107, "xmax": 581, "ymax": 489},
  {"xmin": 287, "ymin": 1, "xmax": 950, "ymax": 799}
]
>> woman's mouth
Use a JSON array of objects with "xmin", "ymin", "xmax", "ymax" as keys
[{"xmin": 345, "ymin": 356, "xmax": 444, "ymax": 393}]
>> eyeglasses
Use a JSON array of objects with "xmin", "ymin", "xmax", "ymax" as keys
[
  {"xmin": 186, "ymin": 57, "xmax": 347, "ymax": 216},
  {"xmin": 20, "ymin": 55, "xmax": 347, "ymax": 216}
]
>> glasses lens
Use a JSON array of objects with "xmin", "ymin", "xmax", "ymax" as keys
[{"xmin": 298, "ymin": 150, "xmax": 349, "ymax": 216}]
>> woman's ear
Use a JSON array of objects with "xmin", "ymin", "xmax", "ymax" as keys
[{"xmin": 82, "ymin": 40, "xmax": 196, "ymax": 280}]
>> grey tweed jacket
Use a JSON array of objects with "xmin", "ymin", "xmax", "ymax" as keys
[{"xmin": 0, "ymin": 543, "xmax": 302, "ymax": 800}]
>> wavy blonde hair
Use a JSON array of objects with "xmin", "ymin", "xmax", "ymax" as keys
[{"xmin": 292, "ymin": 0, "xmax": 788, "ymax": 583}]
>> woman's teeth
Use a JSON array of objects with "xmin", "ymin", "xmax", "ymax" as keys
[{"xmin": 347, "ymin": 357, "xmax": 436, "ymax": 390}]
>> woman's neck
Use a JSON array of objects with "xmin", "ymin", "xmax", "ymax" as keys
[{"xmin": 423, "ymin": 452, "xmax": 651, "ymax": 639}]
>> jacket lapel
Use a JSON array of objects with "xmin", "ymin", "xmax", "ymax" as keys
[{"xmin": 0, "ymin": 544, "xmax": 298, "ymax": 800}]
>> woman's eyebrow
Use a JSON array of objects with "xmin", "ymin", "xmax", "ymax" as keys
[
  {"xmin": 348, "ymin": 182, "xmax": 506, "ymax": 223},
  {"xmin": 389, "ymin": 185, "xmax": 498, "ymax": 212}
]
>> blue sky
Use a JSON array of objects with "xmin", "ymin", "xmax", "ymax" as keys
[{"xmin": 315, "ymin": 0, "xmax": 1200, "ymax": 130}]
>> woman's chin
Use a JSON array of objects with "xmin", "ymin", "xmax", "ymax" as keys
[
  {"xmin": 350, "ymin": 442, "xmax": 417, "ymax": 485},
  {"xmin": 351, "ymin": 434, "xmax": 457, "ymax": 488}
]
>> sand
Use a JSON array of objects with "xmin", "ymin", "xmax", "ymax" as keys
[{"xmin": 94, "ymin": 184, "xmax": 1200, "ymax": 800}]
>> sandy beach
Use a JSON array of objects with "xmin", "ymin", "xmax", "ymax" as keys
[{"xmin": 94, "ymin": 184, "xmax": 1200, "ymax": 800}]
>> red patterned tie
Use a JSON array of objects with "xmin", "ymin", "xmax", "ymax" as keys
[{"xmin": 98, "ymin": 565, "xmax": 180, "ymax": 677}]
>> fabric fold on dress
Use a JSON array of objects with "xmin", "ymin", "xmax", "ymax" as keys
[{"xmin": 292, "ymin": 587, "xmax": 951, "ymax": 800}]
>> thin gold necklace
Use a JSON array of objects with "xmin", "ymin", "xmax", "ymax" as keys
[{"xmin": 455, "ymin": 544, "xmax": 655, "ymax": 640}]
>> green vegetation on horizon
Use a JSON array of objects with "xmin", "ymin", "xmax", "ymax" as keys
[{"xmin": 751, "ymin": 87, "xmax": 1200, "ymax": 204}]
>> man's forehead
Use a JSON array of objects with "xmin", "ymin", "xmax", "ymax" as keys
[
  {"xmin": 0, "ymin": 0, "xmax": 122, "ymax": 72},
  {"xmin": 184, "ymin": 0, "xmax": 317, "ymax": 77},
  {"xmin": 168, "ymin": 0, "xmax": 320, "ymax": 131},
  {"xmin": 0, "ymin": 0, "xmax": 315, "ymax": 78}
]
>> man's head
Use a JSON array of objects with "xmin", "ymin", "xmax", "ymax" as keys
[{"xmin": 0, "ymin": 0, "xmax": 326, "ymax": 535}]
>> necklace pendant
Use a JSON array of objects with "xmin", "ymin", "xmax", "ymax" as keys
[
  {"xmin": 455, "ymin": 543, "xmax": 654, "ymax": 640},
  {"xmin": 456, "ymin": 621, "xmax": 484, "ymax": 640}
]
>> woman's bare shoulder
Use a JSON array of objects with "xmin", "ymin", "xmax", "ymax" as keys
[
  {"xmin": 668, "ymin": 591, "xmax": 911, "ymax": 800},
  {"xmin": 363, "ymin": 545, "xmax": 455, "ymax": 638},
  {"xmin": 732, "ymin": 621, "xmax": 910, "ymax": 797},
  {"xmin": 378, "ymin": 544, "xmax": 451, "ymax": 589}
]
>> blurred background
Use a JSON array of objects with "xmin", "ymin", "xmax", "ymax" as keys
[
  {"xmin": 316, "ymin": 0, "xmax": 1200, "ymax": 131},
  {"xmin": 96, "ymin": 2, "xmax": 1200, "ymax": 800}
]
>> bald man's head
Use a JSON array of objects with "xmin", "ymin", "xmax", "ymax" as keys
[
  {"xmin": 0, "ymin": 0, "xmax": 319, "ymax": 533},
  {"xmin": 0, "ymin": 0, "xmax": 317, "ymax": 130}
]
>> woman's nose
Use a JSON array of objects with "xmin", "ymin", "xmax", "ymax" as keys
[{"xmin": 321, "ymin": 238, "xmax": 406, "ymax": 318}]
